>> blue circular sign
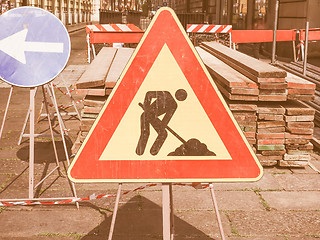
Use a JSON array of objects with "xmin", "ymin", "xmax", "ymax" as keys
[{"xmin": 0, "ymin": 7, "xmax": 70, "ymax": 87}]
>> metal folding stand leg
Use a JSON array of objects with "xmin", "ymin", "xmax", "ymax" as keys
[
  {"xmin": 48, "ymin": 82, "xmax": 79, "ymax": 209},
  {"xmin": 0, "ymin": 85, "xmax": 13, "ymax": 139},
  {"xmin": 61, "ymin": 80, "xmax": 81, "ymax": 121},
  {"xmin": 45, "ymin": 84, "xmax": 69, "ymax": 137},
  {"xmin": 209, "ymin": 183, "xmax": 226, "ymax": 240},
  {"xmin": 162, "ymin": 183, "xmax": 174, "ymax": 240},
  {"xmin": 107, "ymin": 183, "xmax": 122, "ymax": 240},
  {"xmin": 0, "ymin": 87, "xmax": 79, "ymax": 206}
]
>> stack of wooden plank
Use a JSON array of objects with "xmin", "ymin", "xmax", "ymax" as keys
[
  {"xmin": 280, "ymin": 101, "xmax": 315, "ymax": 167},
  {"xmin": 227, "ymin": 101, "xmax": 257, "ymax": 149},
  {"xmin": 279, "ymin": 61, "xmax": 320, "ymax": 126},
  {"xmin": 200, "ymin": 42, "xmax": 288, "ymax": 101},
  {"xmin": 197, "ymin": 47, "xmax": 259, "ymax": 101},
  {"xmin": 286, "ymin": 72, "xmax": 316, "ymax": 101},
  {"xmin": 255, "ymin": 103, "xmax": 286, "ymax": 166},
  {"xmin": 197, "ymin": 42, "xmax": 316, "ymax": 168},
  {"xmin": 71, "ymin": 47, "xmax": 134, "ymax": 154}
]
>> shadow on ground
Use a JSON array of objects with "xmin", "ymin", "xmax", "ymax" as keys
[
  {"xmin": 16, "ymin": 140, "xmax": 73, "ymax": 164},
  {"xmin": 81, "ymin": 195, "xmax": 215, "ymax": 240}
]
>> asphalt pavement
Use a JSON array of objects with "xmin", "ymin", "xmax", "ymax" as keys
[{"xmin": 0, "ymin": 24, "xmax": 320, "ymax": 240}]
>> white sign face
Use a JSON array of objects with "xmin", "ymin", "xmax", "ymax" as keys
[{"xmin": 0, "ymin": 7, "xmax": 70, "ymax": 87}]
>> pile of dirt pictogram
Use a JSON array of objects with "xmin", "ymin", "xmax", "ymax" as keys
[{"xmin": 168, "ymin": 138, "xmax": 216, "ymax": 156}]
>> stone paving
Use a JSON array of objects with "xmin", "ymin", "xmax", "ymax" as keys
[{"xmin": 0, "ymin": 24, "xmax": 320, "ymax": 240}]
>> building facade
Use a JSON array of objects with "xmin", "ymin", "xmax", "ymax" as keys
[{"xmin": 0, "ymin": 0, "xmax": 94, "ymax": 25}]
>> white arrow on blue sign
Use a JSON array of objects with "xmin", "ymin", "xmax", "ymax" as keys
[{"xmin": 0, "ymin": 7, "xmax": 70, "ymax": 88}]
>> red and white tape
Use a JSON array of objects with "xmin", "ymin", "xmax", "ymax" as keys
[
  {"xmin": 0, "ymin": 183, "xmax": 209, "ymax": 207},
  {"xmin": 52, "ymin": 83, "xmax": 75, "ymax": 96}
]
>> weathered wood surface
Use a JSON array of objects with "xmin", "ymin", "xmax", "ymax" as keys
[
  {"xmin": 75, "ymin": 47, "xmax": 117, "ymax": 89},
  {"xmin": 105, "ymin": 48, "xmax": 134, "ymax": 87},
  {"xmin": 201, "ymin": 41, "xmax": 287, "ymax": 79},
  {"xmin": 281, "ymin": 100, "xmax": 315, "ymax": 116},
  {"xmin": 196, "ymin": 47, "xmax": 259, "ymax": 90}
]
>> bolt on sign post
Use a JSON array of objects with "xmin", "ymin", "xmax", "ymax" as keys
[
  {"xmin": 0, "ymin": 7, "xmax": 78, "ymax": 204},
  {"xmin": 68, "ymin": 7, "xmax": 263, "ymax": 240}
]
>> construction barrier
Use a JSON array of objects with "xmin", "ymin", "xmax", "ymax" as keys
[
  {"xmin": 231, "ymin": 30, "xmax": 297, "ymax": 43},
  {"xmin": 187, "ymin": 24, "xmax": 232, "ymax": 47},
  {"xmin": 300, "ymin": 28, "xmax": 320, "ymax": 41},
  {"xmin": 86, "ymin": 24, "xmax": 144, "ymax": 62},
  {"xmin": 187, "ymin": 24, "xmax": 232, "ymax": 33}
]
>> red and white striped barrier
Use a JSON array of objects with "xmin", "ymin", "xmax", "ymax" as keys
[
  {"xmin": 187, "ymin": 24, "xmax": 232, "ymax": 33},
  {"xmin": 86, "ymin": 24, "xmax": 144, "ymax": 63},
  {"xmin": 86, "ymin": 24, "xmax": 142, "ymax": 33},
  {"xmin": 0, "ymin": 183, "xmax": 209, "ymax": 207}
]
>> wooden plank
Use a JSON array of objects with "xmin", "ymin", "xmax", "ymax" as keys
[
  {"xmin": 286, "ymin": 72, "xmax": 316, "ymax": 90},
  {"xmin": 259, "ymin": 83, "xmax": 287, "ymax": 89},
  {"xmin": 105, "ymin": 48, "xmax": 134, "ymax": 87},
  {"xmin": 279, "ymin": 160, "xmax": 308, "ymax": 168},
  {"xmin": 84, "ymin": 95, "xmax": 108, "ymax": 107},
  {"xmin": 281, "ymin": 100, "xmax": 316, "ymax": 116},
  {"xmin": 284, "ymin": 115, "xmax": 314, "ymax": 122},
  {"xmin": 200, "ymin": 45, "xmax": 275, "ymax": 83},
  {"xmin": 233, "ymin": 114, "xmax": 257, "ymax": 122},
  {"xmin": 75, "ymin": 88, "xmax": 106, "ymax": 96},
  {"xmin": 215, "ymin": 81, "xmax": 259, "ymax": 101},
  {"xmin": 258, "ymin": 95, "xmax": 287, "ymax": 101},
  {"xmin": 257, "ymin": 145, "xmax": 285, "ymax": 151},
  {"xmin": 286, "ymin": 127, "xmax": 314, "ymax": 135},
  {"xmin": 201, "ymin": 42, "xmax": 287, "ymax": 78},
  {"xmin": 256, "ymin": 133, "xmax": 285, "ymax": 139},
  {"xmin": 227, "ymin": 101, "xmax": 257, "ymax": 112},
  {"xmin": 82, "ymin": 106, "xmax": 103, "ymax": 114},
  {"xmin": 257, "ymin": 121, "xmax": 285, "ymax": 128},
  {"xmin": 260, "ymin": 150, "xmax": 286, "ymax": 156},
  {"xmin": 258, "ymin": 114, "xmax": 284, "ymax": 121},
  {"xmin": 257, "ymin": 127, "xmax": 286, "ymax": 133},
  {"xmin": 259, "ymin": 89, "xmax": 286, "ymax": 95},
  {"xmin": 257, "ymin": 139, "xmax": 285, "ymax": 145},
  {"xmin": 196, "ymin": 47, "xmax": 258, "ymax": 89},
  {"xmin": 287, "ymin": 121, "xmax": 314, "ymax": 128},
  {"xmin": 257, "ymin": 102, "xmax": 285, "ymax": 115},
  {"xmin": 76, "ymin": 47, "xmax": 117, "ymax": 89},
  {"xmin": 287, "ymin": 88, "xmax": 315, "ymax": 95},
  {"xmin": 285, "ymin": 132, "xmax": 313, "ymax": 139},
  {"xmin": 287, "ymin": 95, "xmax": 315, "ymax": 101}
]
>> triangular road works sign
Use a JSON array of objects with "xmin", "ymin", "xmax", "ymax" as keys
[{"xmin": 68, "ymin": 7, "xmax": 263, "ymax": 183}]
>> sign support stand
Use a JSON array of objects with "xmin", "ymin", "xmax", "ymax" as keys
[
  {"xmin": 107, "ymin": 183, "xmax": 122, "ymax": 240},
  {"xmin": 162, "ymin": 183, "xmax": 174, "ymax": 240},
  {"xmin": 48, "ymin": 82, "xmax": 79, "ymax": 209},
  {"xmin": 0, "ymin": 85, "xmax": 13, "ymax": 139},
  {"xmin": 0, "ymin": 86, "xmax": 79, "ymax": 208},
  {"xmin": 209, "ymin": 183, "xmax": 226, "ymax": 240}
]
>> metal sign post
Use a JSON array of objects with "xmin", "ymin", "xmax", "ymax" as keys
[
  {"xmin": 162, "ymin": 183, "xmax": 175, "ymax": 240},
  {"xmin": 272, "ymin": 0, "xmax": 279, "ymax": 64},
  {"xmin": 0, "ymin": 7, "xmax": 78, "ymax": 205},
  {"xmin": 303, "ymin": 21, "xmax": 310, "ymax": 76},
  {"xmin": 28, "ymin": 87, "xmax": 36, "ymax": 199}
]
